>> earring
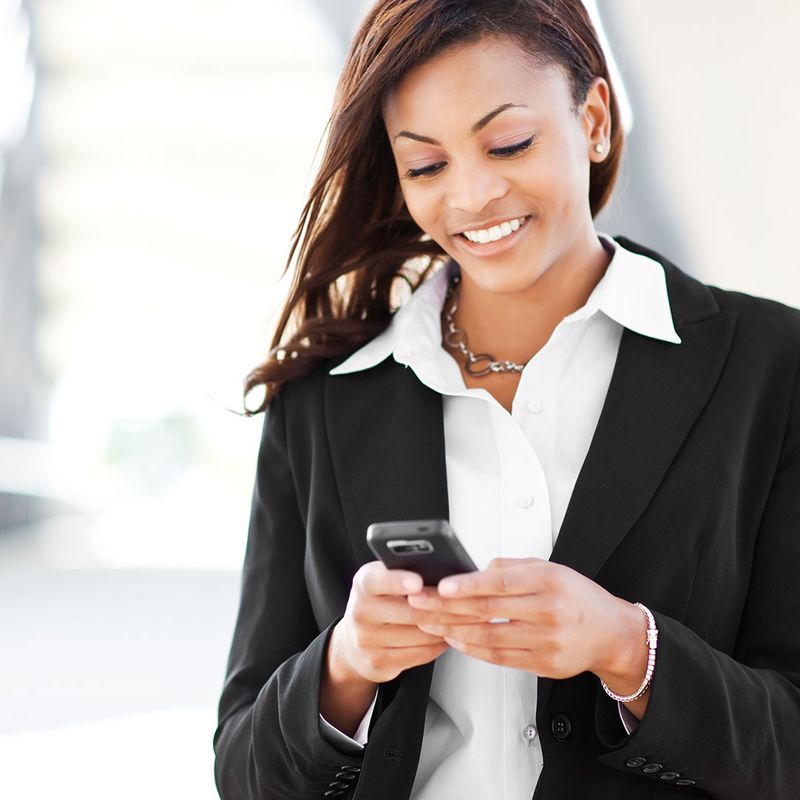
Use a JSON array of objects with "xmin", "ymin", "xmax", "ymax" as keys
[{"xmin": 594, "ymin": 143, "xmax": 604, "ymax": 153}]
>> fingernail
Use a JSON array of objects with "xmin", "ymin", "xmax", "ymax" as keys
[
  {"xmin": 403, "ymin": 577, "xmax": 421, "ymax": 592},
  {"xmin": 419, "ymin": 624, "xmax": 444, "ymax": 635},
  {"xmin": 439, "ymin": 579, "xmax": 457, "ymax": 595}
]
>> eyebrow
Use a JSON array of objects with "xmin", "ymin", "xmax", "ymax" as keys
[{"xmin": 392, "ymin": 102, "xmax": 528, "ymax": 144}]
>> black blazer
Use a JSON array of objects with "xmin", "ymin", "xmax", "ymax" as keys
[{"xmin": 214, "ymin": 238, "xmax": 800, "ymax": 800}]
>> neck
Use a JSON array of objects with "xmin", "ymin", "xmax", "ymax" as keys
[{"xmin": 448, "ymin": 233, "xmax": 612, "ymax": 365}]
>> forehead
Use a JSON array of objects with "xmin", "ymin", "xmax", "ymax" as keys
[{"xmin": 382, "ymin": 36, "xmax": 573, "ymax": 134}]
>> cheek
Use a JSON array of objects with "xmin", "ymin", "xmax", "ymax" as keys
[
  {"xmin": 522, "ymin": 147, "xmax": 589, "ymax": 214},
  {"xmin": 402, "ymin": 186, "xmax": 442, "ymax": 236}
]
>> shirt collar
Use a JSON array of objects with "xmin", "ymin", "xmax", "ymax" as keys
[{"xmin": 329, "ymin": 231, "xmax": 681, "ymax": 376}]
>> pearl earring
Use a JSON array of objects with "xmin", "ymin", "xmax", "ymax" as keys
[{"xmin": 594, "ymin": 143, "xmax": 604, "ymax": 153}]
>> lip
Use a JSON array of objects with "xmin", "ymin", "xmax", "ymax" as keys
[
  {"xmin": 453, "ymin": 215, "xmax": 534, "ymax": 257},
  {"xmin": 453, "ymin": 214, "xmax": 530, "ymax": 236}
]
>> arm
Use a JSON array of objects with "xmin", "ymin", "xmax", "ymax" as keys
[
  {"xmin": 596, "ymin": 388, "xmax": 800, "ymax": 797},
  {"xmin": 213, "ymin": 395, "xmax": 365, "ymax": 800},
  {"xmin": 409, "ymin": 528, "xmax": 800, "ymax": 796}
]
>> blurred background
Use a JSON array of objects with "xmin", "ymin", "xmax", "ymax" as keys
[{"xmin": 1, "ymin": 1, "xmax": 798, "ymax": 797}]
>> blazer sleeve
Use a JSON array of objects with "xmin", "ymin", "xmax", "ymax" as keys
[
  {"xmin": 595, "ymin": 359, "xmax": 800, "ymax": 799},
  {"xmin": 213, "ymin": 393, "xmax": 365, "ymax": 799}
]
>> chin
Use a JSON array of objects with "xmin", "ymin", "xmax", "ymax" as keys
[{"xmin": 461, "ymin": 260, "xmax": 547, "ymax": 296}]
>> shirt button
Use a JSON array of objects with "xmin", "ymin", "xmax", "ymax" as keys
[
  {"xmin": 527, "ymin": 401, "xmax": 543, "ymax": 413},
  {"xmin": 517, "ymin": 495, "xmax": 534, "ymax": 509},
  {"xmin": 523, "ymin": 724, "xmax": 537, "ymax": 742}
]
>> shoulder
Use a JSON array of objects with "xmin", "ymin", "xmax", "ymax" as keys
[
  {"xmin": 269, "ymin": 353, "xmax": 402, "ymax": 430},
  {"xmin": 709, "ymin": 284, "xmax": 800, "ymax": 339},
  {"xmin": 616, "ymin": 235, "xmax": 800, "ymax": 356}
]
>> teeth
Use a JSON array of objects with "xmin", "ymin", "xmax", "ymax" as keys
[{"xmin": 462, "ymin": 216, "xmax": 528, "ymax": 244}]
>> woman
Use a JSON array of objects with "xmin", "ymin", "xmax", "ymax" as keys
[{"xmin": 213, "ymin": 1, "xmax": 800, "ymax": 798}]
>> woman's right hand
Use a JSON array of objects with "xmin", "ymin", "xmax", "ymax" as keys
[
  {"xmin": 320, "ymin": 560, "xmax": 475, "ymax": 735},
  {"xmin": 334, "ymin": 561, "xmax": 454, "ymax": 683}
]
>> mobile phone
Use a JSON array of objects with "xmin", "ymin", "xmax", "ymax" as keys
[{"xmin": 366, "ymin": 518, "xmax": 478, "ymax": 586}]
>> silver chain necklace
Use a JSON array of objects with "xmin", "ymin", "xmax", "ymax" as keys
[{"xmin": 442, "ymin": 272, "xmax": 526, "ymax": 377}]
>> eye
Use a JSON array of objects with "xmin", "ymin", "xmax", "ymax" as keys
[
  {"xmin": 405, "ymin": 162, "xmax": 446, "ymax": 180},
  {"xmin": 490, "ymin": 135, "xmax": 536, "ymax": 157},
  {"xmin": 402, "ymin": 135, "xmax": 536, "ymax": 181}
]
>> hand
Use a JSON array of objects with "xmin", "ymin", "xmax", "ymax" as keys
[
  {"xmin": 407, "ymin": 557, "xmax": 648, "ymax": 691},
  {"xmin": 321, "ymin": 561, "xmax": 482, "ymax": 735},
  {"xmin": 331, "ymin": 560, "xmax": 482, "ymax": 684}
]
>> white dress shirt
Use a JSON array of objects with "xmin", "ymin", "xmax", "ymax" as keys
[{"xmin": 322, "ymin": 232, "xmax": 681, "ymax": 798}]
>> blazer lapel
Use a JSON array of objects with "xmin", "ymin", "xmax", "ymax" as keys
[
  {"xmin": 324, "ymin": 355, "xmax": 451, "ymax": 569},
  {"xmin": 539, "ymin": 238, "xmax": 737, "ymax": 714},
  {"xmin": 550, "ymin": 241, "xmax": 736, "ymax": 580}
]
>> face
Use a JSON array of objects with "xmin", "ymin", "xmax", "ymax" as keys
[{"xmin": 382, "ymin": 35, "xmax": 611, "ymax": 295}]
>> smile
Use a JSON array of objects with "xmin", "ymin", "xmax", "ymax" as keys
[{"xmin": 458, "ymin": 215, "xmax": 530, "ymax": 244}]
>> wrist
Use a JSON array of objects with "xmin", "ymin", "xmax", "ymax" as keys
[
  {"xmin": 326, "ymin": 621, "xmax": 368, "ymax": 688},
  {"xmin": 320, "ymin": 623, "xmax": 378, "ymax": 737},
  {"xmin": 594, "ymin": 599, "xmax": 649, "ymax": 695}
]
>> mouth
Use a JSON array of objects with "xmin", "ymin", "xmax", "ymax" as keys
[{"xmin": 454, "ymin": 215, "xmax": 533, "ymax": 255}]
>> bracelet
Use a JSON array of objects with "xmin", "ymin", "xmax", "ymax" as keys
[{"xmin": 600, "ymin": 602, "xmax": 658, "ymax": 703}]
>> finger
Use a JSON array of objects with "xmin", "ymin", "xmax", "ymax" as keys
[
  {"xmin": 369, "ymin": 641, "xmax": 449, "ymax": 670},
  {"xmin": 356, "ymin": 561, "xmax": 423, "ymax": 596},
  {"xmin": 355, "ymin": 640, "xmax": 449, "ymax": 682},
  {"xmin": 354, "ymin": 594, "xmax": 482, "ymax": 626},
  {"xmin": 358, "ymin": 624, "xmax": 445, "ymax": 648},
  {"xmin": 443, "ymin": 639, "xmax": 536, "ymax": 670},
  {"xmin": 438, "ymin": 562, "xmax": 549, "ymax": 597},
  {"xmin": 418, "ymin": 620, "xmax": 539, "ymax": 649},
  {"xmin": 409, "ymin": 593, "xmax": 555, "ymax": 623},
  {"xmin": 486, "ymin": 557, "xmax": 545, "ymax": 570}
]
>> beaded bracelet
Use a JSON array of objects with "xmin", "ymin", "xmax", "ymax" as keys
[{"xmin": 601, "ymin": 603, "xmax": 658, "ymax": 703}]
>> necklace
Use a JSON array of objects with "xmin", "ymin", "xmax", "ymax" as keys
[{"xmin": 442, "ymin": 272, "xmax": 526, "ymax": 377}]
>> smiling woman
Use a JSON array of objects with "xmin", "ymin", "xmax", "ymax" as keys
[{"xmin": 214, "ymin": 2, "xmax": 800, "ymax": 799}]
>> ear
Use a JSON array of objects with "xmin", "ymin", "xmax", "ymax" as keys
[{"xmin": 580, "ymin": 76, "xmax": 612, "ymax": 162}]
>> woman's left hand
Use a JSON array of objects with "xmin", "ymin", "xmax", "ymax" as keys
[{"xmin": 408, "ymin": 557, "xmax": 648, "ymax": 693}]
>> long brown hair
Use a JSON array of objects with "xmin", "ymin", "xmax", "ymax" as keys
[{"xmin": 244, "ymin": 0, "xmax": 624, "ymax": 413}]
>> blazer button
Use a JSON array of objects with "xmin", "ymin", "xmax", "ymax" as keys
[
  {"xmin": 550, "ymin": 713, "xmax": 572, "ymax": 742},
  {"xmin": 676, "ymin": 779, "xmax": 697, "ymax": 786},
  {"xmin": 659, "ymin": 772, "xmax": 681, "ymax": 781},
  {"xmin": 642, "ymin": 763, "xmax": 663, "ymax": 774},
  {"xmin": 625, "ymin": 757, "xmax": 647, "ymax": 768}
]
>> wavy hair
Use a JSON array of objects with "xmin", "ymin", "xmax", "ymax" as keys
[{"xmin": 244, "ymin": 0, "xmax": 624, "ymax": 413}]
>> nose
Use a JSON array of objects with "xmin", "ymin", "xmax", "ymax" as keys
[{"xmin": 446, "ymin": 162, "xmax": 509, "ymax": 215}]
